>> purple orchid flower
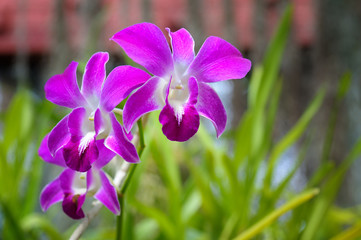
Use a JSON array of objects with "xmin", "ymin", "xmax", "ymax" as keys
[
  {"xmin": 111, "ymin": 23, "xmax": 251, "ymax": 141},
  {"xmin": 44, "ymin": 52, "xmax": 150, "ymax": 172},
  {"xmin": 39, "ymin": 136, "xmax": 120, "ymax": 219}
]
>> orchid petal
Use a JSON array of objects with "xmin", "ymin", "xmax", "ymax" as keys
[
  {"xmin": 81, "ymin": 52, "xmax": 109, "ymax": 100},
  {"xmin": 68, "ymin": 107, "xmax": 86, "ymax": 136},
  {"xmin": 40, "ymin": 176, "xmax": 63, "ymax": 211},
  {"xmin": 100, "ymin": 66, "xmax": 150, "ymax": 112},
  {"xmin": 45, "ymin": 61, "xmax": 86, "ymax": 108},
  {"xmin": 167, "ymin": 28, "xmax": 195, "ymax": 67},
  {"xmin": 94, "ymin": 108, "xmax": 104, "ymax": 136},
  {"xmin": 111, "ymin": 23, "xmax": 173, "ymax": 76},
  {"xmin": 59, "ymin": 168, "xmax": 75, "ymax": 193},
  {"xmin": 39, "ymin": 134, "xmax": 66, "ymax": 167},
  {"xmin": 159, "ymin": 77, "xmax": 199, "ymax": 141},
  {"xmin": 62, "ymin": 193, "xmax": 86, "ymax": 219},
  {"xmin": 123, "ymin": 76, "xmax": 164, "ymax": 132},
  {"xmin": 94, "ymin": 170, "xmax": 120, "ymax": 215},
  {"xmin": 196, "ymin": 82, "xmax": 227, "ymax": 137},
  {"xmin": 48, "ymin": 115, "xmax": 70, "ymax": 156},
  {"xmin": 189, "ymin": 36, "xmax": 251, "ymax": 82},
  {"xmin": 94, "ymin": 140, "xmax": 116, "ymax": 169},
  {"xmin": 63, "ymin": 134, "xmax": 98, "ymax": 172},
  {"xmin": 86, "ymin": 169, "xmax": 94, "ymax": 190},
  {"xmin": 105, "ymin": 113, "xmax": 139, "ymax": 163}
]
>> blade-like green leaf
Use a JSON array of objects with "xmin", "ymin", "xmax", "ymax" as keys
[{"xmin": 234, "ymin": 188, "xmax": 319, "ymax": 240}]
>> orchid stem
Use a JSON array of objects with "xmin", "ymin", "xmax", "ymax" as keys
[{"xmin": 115, "ymin": 119, "xmax": 145, "ymax": 240}]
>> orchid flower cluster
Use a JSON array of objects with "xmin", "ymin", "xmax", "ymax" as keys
[{"xmin": 39, "ymin": 23, "xmax": 251, "ymax": 219}]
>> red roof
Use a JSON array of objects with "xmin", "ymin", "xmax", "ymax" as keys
[{"xmin": 0, "ymin": 0, "xmax": 315, "ymax": 54}]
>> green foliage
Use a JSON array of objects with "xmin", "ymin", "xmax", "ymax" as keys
[{"xmin": 0, "ymin": 90, "xmax": 63, "ymax": 239}]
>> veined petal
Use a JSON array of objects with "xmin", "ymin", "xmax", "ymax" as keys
[
  {"xmin": 167, "ymin": 28, "xmax": 195, "ymax": 67},
  {"xmin": 188, "ymin": 36, "xmax": 251, "ymax": 82},
  {"xmin": 48, "ymin": 115, "xmax": 70, "ymax": 156},
  {"xmin": 40, "ymin": 176, "xmax": 63, "ymax": 211},
  {"xmin": 94, "ymin": 170, "xmax": 120, "ymax": 215},
  {"xmin": 100, "ymin": 66, "xmax": 150, "ymax": 112},
  {"xmin": 81, "ymin": 52, "xmax": 109, "ymax": 100},
  {"xmin": 45, "ymin": 61, "xmax": 86, "ymax": 108},
  {"xmin": 68, "ymin": 107, "xmax": 86, "ymax": 136},
  {"xmin": 196, "ymin": 82, "xmax": 227, "ymax": 137},
  {"xmin": 63, "ymin": 134, "xmax": 98, "ymax": 172},
  {"xmin": 62, "ymin": 193, "xmax": 86, "ymax": 219},
  {"xmin": 94, "ymin": 140, "xmax": 116, "ymax": 169},
  {"xmin": 111, "ymin": 22, "xmax": 173, "ymax": 76},
  {"xmin": 159, "ymin": 77, "xmax": 200, "ymax": 141},
  {"xmin": 105, "ymin": 113, "xmax": 139, "ymax": 163},
  {"xmin": 123, "ymin": 76, "xmax": 164, "ymax": 132},
  {"xmin": 39, "ymin": 134, "xmax": 66, "ymax": 167}
]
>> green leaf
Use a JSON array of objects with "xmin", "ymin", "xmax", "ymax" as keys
[
  {"xmin": 21, "ymin": 214, "xmax": 63, "ymax": 240},
  {"xmin": 301, "ymin": 136, "xmax": 361, "ymax": 240},
  {"xmin": 263, "ymin": 88, "xmax": 325, "ymax": 192},
  {"xmin": 234, "ymin": 189, "xmax": 319, "ymax": 240},
  {"xmin": 330, "ymin": 220, "xmax": 361, "ymax": 240},
  {"xmin": 3, "ymin": 90, "xmax": 34, "ymax": 151},
  {"xmin": 131, "ymin": 200, "xmax": 176, "ymax": 239}
]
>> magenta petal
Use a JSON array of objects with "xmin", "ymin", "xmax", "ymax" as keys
[
  {"xmin": 94, "ymin": 108, "xmax": 104, "ymax": 136},
  {"xmin": 159, "ymin": 77, "xmax": 200, "ymax": 142},
  {"xmin": 45, "ymin": 61, "xmax": 86, "ymax": 108},
  {"xmin": 63, "ymin": 135, "xmax": 99, "ymax": 172},
  {"xmin": 48, "ymin": 115, "xmax": 70, "ymax": 156},
  {"xmin": 167, "ymin": 28, "xmax": 195, "ymax": 66},
  {"xmin": 100, "ymin": 66, "xmax": 150, "ymax": 112},
  {"xmin": 81, "ymin": 52, "xmax": 109, "ymax": 100},
  {"xmin": 39, "ymin": 135, "xmax": 66, "ymax": 167},
  {"xmin": 189, "ymin": 36, "xmax": 251, "ymax": 82},
  {"xmin": 40, "ymin": 176, "xmax": 63, "ymax": 211},
  {"xmin": 123, "ymin": 76, "xmax": 164, "ymax": 132},
  {"xmin": 86, "ymin": 169, "xmax": 94, "ymax": 189},
  {"xmin": 111, "ymin": 23, "xmax": 173, "ymax": 76},
  {"xmin": 68, "ymin": 107, "xmax": 86, "ymax": 136},
  {"xmin": 196, "ymin": 82, "xmax": 227, "ymax": 137},
  {"xmin": 62, "ymin": 193, "xmax": 86, "ymax": 219},
  {"xmin": 105, "ymin": 113, "xmax": 139, "ymax": 163},
  {"xmin": 159, "ymin": 104, "xmax": 200, "ymax": 142},
  {"xmin": 94, "ymin": 170, "xmax": 120, "ymax": 215},
  {"xmin": 94, "ymin": 140, "xmax": 116, "ymax": 169},
  {"xmin": 59, "ymin": 168, "xmax": 75, "ymax": 192}
]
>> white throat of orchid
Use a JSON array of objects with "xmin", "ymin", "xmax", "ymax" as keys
[
  {"xmin": 78, "ymin": 132, "xmax": 95, "ymax": 156},
  {"xmin": 72, "ymin": 170, "xmax": 101, "ymax": 196},
  {"xmin": 162, "ymin": 67, "xmax": 191, "ymax": 124},
  {"xmin": 83, "ymin": 107, "xmax": 111, "ymax": 142}
]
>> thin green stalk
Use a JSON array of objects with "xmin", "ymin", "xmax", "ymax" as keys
[
  {"xmin": 233, "ymin": 188, "xmax": 319, "ymax": 240},
  {"xmin": 115, "ymin": 119, "xmax": 145, "ymax": 240}
]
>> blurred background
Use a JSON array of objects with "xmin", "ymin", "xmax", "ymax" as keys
[{"xmin": 1, "ymin": 0, "xmax": 361, "ymax": 239}]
